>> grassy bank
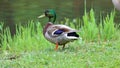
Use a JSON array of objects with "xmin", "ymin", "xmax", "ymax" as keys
[{"xmin": 0, "ymin": 9, "xmax": 120, "ymax": 68}]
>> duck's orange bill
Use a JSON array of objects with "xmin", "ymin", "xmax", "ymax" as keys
[{"xmin": 55, "ymin": 42, "xmax": 58, "ymax": 50}]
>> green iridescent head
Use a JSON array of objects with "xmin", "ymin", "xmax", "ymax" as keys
[{"xmin": 38, "ymin": 9, "xmax": 56, "ymax": 23}]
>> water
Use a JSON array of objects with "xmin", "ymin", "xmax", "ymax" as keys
[{"xmin": 0, "ymin": 0, "xmax": 119, "ymax": 34}]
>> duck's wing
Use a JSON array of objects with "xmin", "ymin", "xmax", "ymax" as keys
[
  {"xmin": 47, "ymin": 24, "xmax": 78, "ymax": 37},
  {"xmin": 53, "ymin": 29, "xmax": 64, "ymax": 35}
]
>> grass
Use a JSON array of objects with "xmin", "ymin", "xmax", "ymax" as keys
[{"xmin": 0, "ymin": 9, "xmax": 120, "ymax": 68}]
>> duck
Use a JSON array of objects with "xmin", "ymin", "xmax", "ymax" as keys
[
  {"xmin": 38, "ymin": 9, "xmax": 79, "ymax": 50},
  {"xmin": 112, "ymin": 0, "xmax": 120, "ymax": 11}
]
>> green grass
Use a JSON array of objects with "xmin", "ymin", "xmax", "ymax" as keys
[{"xmin": 0, "ymin": 9, "xmax": 120, "ymax": 68}]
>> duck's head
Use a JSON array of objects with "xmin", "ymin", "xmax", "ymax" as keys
[{"xmin": 38, "ymin": 9, "xmax": 56, "ymax": 23}]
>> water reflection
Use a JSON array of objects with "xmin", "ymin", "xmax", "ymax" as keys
[{"xmin": 0, "ymin": 0, "xmax": 118, "ymax": 34}]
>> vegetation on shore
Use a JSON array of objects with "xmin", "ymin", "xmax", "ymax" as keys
[{"xmin": 0, "ymin": 9, "xmax": 120, "ymax": 68}]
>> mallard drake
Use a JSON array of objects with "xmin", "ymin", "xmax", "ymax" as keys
[
  {"xmin": 112, "ymin": 0, "xmax": 120, "ymax": 11},
  {"xmin": 38, "ymin": 9, "xmax": 79, "ymax": 50}
]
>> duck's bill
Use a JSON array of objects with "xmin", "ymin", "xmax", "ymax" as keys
[{"xmin": 38, "ymin": 14, "xmax": 45, "ymax": 18}]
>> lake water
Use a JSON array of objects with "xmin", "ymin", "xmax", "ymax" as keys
[{"xmin": 0, "ymin": 0, "xmax": 119, "ymax": 34}]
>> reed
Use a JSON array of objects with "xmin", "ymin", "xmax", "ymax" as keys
[{"xmin": 0, "ymin": 21, "xmax": 50, "ymax": 52}]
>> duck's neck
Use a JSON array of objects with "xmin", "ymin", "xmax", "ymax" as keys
[
  {"xmin": 43, "ymin": 22, "xmax": 53, "ymax": 35},
  {"xmin": 49, "ymin": 13, "xmax": 56, "ymax": 23},
  {"xmin": 53, "ymin": 13, "xmax": 56, "ymax": 23}
]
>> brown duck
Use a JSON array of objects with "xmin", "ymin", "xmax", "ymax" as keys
[{"xmin": 38, "ymin": 9, "xmax": 79, "ymax": 50}]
